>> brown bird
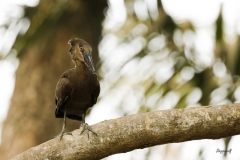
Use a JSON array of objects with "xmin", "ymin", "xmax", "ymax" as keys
[{"xmin": 55, "ymin": 38, "xmax": 100, "ymax": 140}]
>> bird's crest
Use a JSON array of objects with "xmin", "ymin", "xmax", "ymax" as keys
[{"xmin": 68, "ymin": 38, "xmax": 90, "ymax": 47}]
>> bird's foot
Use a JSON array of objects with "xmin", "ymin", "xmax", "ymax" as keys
[
  {"xmin": 80, "ymin": 123, "xmax": 97, "ymax": 139},
  {"xmin": 60, "ymin": 132, "xmax": 73, "ymax": 140},
  {"xmin": 52, "ymin": 132, "xmax": 72, "ymax": 140}
]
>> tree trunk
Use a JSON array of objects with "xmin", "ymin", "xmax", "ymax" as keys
[{"xmin": 0, "ymin": 1, "xmax": 107, "ymax": 159}]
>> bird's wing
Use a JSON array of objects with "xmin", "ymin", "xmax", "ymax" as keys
[
  {"xmin": 92, "ymin": 75, "xmax": 100, "ymax": 105},
  {"xmin": 55, "ymin": 71, "xmax": 72, "ymax": 112}
]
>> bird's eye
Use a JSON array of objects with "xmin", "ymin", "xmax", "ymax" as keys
[
  {"xmin": 80, "ymin": 46, "xmax": 83, "ymax": 51},
  {"xmin": 62, "ymin": 75, "xmax": 67, "ymax": 78}
]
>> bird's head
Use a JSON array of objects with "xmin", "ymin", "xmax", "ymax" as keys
[{"xmin": 68, "ymin": 38, "xmax": 95, "ymax": 72}]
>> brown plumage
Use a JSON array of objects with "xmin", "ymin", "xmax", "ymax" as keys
[{"xmin": 55, "ymin": 38, "xmax": 100, "ymax": 140}]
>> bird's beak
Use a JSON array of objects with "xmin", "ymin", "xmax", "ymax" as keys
[{"xmin": 84, "ymin": 52, "xmax": 95, "ymax": 72}]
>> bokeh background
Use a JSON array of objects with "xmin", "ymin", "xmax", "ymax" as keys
[{"xmin": 1, "ymin": 0, "xmax": 240, "ymax": 159}]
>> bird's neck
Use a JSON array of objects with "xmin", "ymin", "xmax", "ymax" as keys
[
  {"xmin": 74, "ymin": 60, "xmax": 93, "ymax": 75},
  {"xmin": 74, "ymin": 60, "xmax": 88, "ymax": 72},
  {"xmin": 74, "ymin": 59, "xmax": 84, "ymax": 68}
]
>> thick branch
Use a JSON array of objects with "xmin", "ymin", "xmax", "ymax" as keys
[{"xmin": 11, "ymin": 104, "xmax": 240, "ymax": 160}]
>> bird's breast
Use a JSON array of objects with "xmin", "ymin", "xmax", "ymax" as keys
[{"xmin": 64, "ymin": 68, "xmax": 96, "ymax": 109}]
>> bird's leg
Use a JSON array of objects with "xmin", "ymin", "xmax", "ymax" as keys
[
  {"xmin": 59, "ymin": 110, "xmax": 67, "ymax": 140},
  {"xmin": 80, "ymin": 113, "xmax": 97, "ymax": 139},
  {"xmin": 59, "ymin": 109, "xmax": 72, "ymax": 140}
]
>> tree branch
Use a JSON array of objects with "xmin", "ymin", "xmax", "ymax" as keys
[{"xmin": 11, "ymin": 104, "xmax": 240, "ymax": 160}]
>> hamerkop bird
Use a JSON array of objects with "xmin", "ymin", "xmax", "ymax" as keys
[{"xmin": 55, "ymin": 38, "xmax": 100, "ymax": 140}]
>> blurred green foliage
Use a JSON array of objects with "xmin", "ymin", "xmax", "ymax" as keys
[{"xmin": 98, "ymin": 1, "xmax": 240, "ymax": 159}]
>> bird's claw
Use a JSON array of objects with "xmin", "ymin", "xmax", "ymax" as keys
[
  {"xmin": 80, "ymin": 123, "xmax": 98, "ymax": 139},
  {"xmin": 59, "ymin": 132, "xmax": 73, "ymax": 140},
  {"xmin": 50, "ymin": 132, "xmax": 73, "ymax": 140}
]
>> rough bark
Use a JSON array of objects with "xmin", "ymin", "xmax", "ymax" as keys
[
  {"xmin": 0, "ymin": 1, "xmax": 107, "ymax": 159},
  {"xmin": 10, "ymin": 103, "xmax": 240, "ymax": 160}
]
